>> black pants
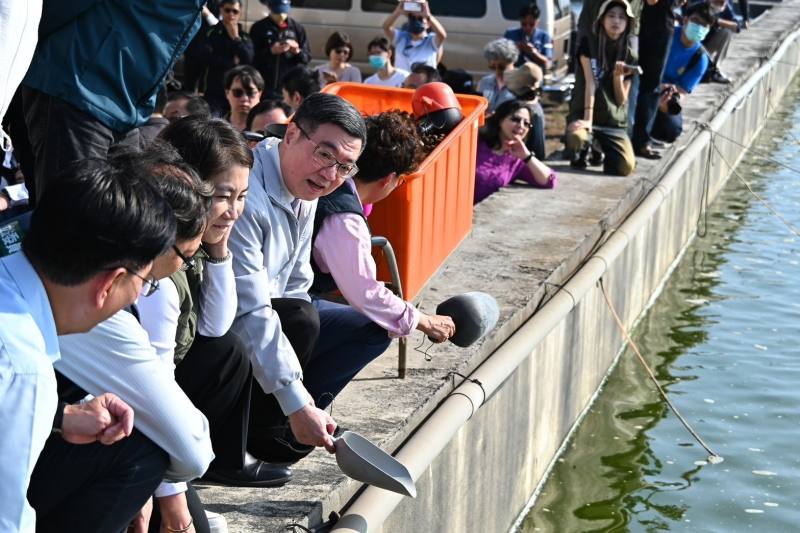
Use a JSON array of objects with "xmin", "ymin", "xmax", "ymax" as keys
[
  {"xmin": 21, "ymin": 86, "xmax": 142, "ymax": 201},
  {"xmin": 703, "ymin": 26, "xmax": 733, "ymax": 71},
  {"xmin": 248, "ymin": 298, "xmax": 321, "ymax": 453},
  {"xmin": 175, "ymin": 331, "xmax": 253, "ymax": 470},
  {"xmin": 632, "ymin": 26, "xmax": 674, "ymax": 151},
  {"xmin": 28, "ymin": 429, "xmax": 169, "ymax": 533}
]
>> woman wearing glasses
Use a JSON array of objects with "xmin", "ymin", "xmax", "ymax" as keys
[
  {"xmin": 474, "ymin": 99, "xmax": 556, "ymax": 204},
  {"xmin": 317, "ymin": 32, "xmax": 362, "ymax": 86}
]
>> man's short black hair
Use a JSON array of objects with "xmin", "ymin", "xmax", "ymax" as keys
[
  {"xmin": 246, "ymin": 99, "xmax": 291, "ymax": 131},
  {"xmin": 410, "ymin": 63, "xmax": 442, "ymax": 83},
  {"xmin": 280, "ymin": 66, "xmax": 321, "ymax": 99},
  {"xmin": 224, "ymin": 65, "xmax": 265, "ymax": 91},
  {"xmin": 685, "ymin": 2, "xmax": 716, "ymax": 26},
  {"xmin": 23, "ymin": 159, "xmax": 176, "ymax": 286},
  {"xmin": 292, "ymin": 93, "xmax": 367, "ymax": 147},
  {"xmin": 519, "ymin": 2, "xmax": 541, "ymax": 19},
  {"xmin": 186, "ymin": 97, "xmax": 212, "ymax": 118}
]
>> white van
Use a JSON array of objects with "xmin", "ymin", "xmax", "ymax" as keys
[{"xmin": 242, "ymin": 0, "xmax": 573, "ymax": 80}]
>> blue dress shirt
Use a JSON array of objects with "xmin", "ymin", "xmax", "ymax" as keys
[{"xmin": 0, "ymin": 252, "xmax": 60, "ymax": 532}]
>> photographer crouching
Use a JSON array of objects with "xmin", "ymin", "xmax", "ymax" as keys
[{"xmin": 651, "ymin": 1, "xmax": 715, "ymax": 143}]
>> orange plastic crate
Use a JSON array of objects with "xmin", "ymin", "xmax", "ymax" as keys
[{"xmin": 322, "ymin": 82, "xmax": 487, "ymax": 300}]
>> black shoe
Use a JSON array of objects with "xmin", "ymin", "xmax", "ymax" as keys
[
  {"xmin": 202, "ymin": 454, "xmax": 292, "ymax": 487},
  {"xmin": 588, "ymin": 148, "xmax": 604, "ymax": 167},
  {"xmin": 710, "ymin": 70, "xmax": 732, "ymax": 84},
  {"xmin": 635, "ymin": 144, "xmax": 663, "ymax": 160}
]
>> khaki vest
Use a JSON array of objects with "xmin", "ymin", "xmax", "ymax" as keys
[{"xmin": 170, "ymin": 250, "xmax": 205, "ymax": 364}]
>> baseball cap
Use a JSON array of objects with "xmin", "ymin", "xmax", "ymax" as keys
[
  {"xmin": 266, "ymin": 0, "xmax": 291, "ymax": 13},
  {"xmin": 505, "ymin": 63, "xmax": 544, "ymax": 96}
]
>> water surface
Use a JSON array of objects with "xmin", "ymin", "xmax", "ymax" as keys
[{"xmin": 519, "ymin": 80, "xmax": 800, "ymax": 532}]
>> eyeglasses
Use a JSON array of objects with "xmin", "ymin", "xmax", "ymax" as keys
[
  {"xmin": 173, "ymin": 245, "xmax": 197, "ymax": 272},
  {"xmin": 295, "ymin": 123, "xmax": 359, "ymax": 179},
  {"xmin": 105, "ymin": 265, "xmax": 160, "ymax": 297},
  {"xmin": 334, "ymin": 47, "xmax": 350, "ymax": 55},
  {"xmin": 508, "ymin": 115, "xmax": 532, "ymax": 128},
  {"xmin": 223, "ymin": 7, "xmax": 240, "ymax": 14},
  {"xmin": 231, "ymin": 87, "xmax": 258, "ymax": 99}
]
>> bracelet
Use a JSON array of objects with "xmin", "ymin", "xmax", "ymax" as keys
[
  {"xmin": 522, "ymin": 152, "xmax": 534, "ymax": 163},
  {"xmin": 584, "ymin": 107, "xmax": 593, "ymax": 111},
  {"xmin": 166, "ymin": 518, "xmax": 193, "ymax": 533},
  {"xmin": 203, "ymin": 250, "xmax": 231, "ymax": 264}
]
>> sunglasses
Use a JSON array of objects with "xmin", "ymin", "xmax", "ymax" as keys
[
  {"xmin": 334, "ymin": 47, "xmax": 350, "ymax": 55},
  {"xmin": 508, "ymin": 115, "xmax": 532, "ymax": 128},
  {"xmin": 223, "ymin": 7, "xmax": 240, "ymax": 14},
  {"xmin": 231, "ymin": 87, "xmax": 258, "ymax": 98}
]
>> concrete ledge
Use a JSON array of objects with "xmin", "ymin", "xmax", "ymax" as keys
[{"xmin": 199, "ymin": 3, "xmax": 800, "ymax": 530}]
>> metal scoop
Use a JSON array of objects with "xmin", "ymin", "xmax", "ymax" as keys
[{"xmin": 334, "ymin": 431, "xmax": 417, "ymax": 498}]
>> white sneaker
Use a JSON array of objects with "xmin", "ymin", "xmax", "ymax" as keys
[{"xmin": 205, "ymin": 510, "xmax": 228, "ymax": 533}]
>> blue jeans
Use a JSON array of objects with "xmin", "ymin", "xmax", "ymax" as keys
[
  {"xmin": 307, "ymin": 298, "xmax": 391, "ymax": 408},
  {"xmin": 651, "ymin": 110, "xmax": 683, "ymax": 143}
]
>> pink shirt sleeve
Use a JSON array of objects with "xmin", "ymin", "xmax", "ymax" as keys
[{"xmin": 312, "ymin": 213, "xmax": 420, "ymax": 338}]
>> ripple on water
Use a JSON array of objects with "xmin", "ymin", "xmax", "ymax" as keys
[{"xmin": 519, "ymin": 81, "xmax": 800, "ymax": 532}]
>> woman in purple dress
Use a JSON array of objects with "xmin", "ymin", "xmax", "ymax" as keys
[{"xmin": 474, "ymin": 99, "xmax": 556, "ymax": 204}]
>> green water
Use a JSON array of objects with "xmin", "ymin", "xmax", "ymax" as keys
[{"xmin": 519, "ymin": 82, "xmax": 800, "ymax": 532}]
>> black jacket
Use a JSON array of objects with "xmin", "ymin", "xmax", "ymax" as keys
[
  {"xmin": 202, "ymin": 22, "xmax": 254, "ymax": 102},
  {"xmin": 250, "ymin": 17, "xmax": 311, "ymax": 98}
]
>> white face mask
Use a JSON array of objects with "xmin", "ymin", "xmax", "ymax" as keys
[{"xmin": 710, "ymin": 2, "xmax": 724, "ymax": 14}]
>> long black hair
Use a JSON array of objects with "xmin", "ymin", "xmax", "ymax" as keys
[{"xmin": 595, "ymin": 1, "xmax": 633, "ymax": 76}]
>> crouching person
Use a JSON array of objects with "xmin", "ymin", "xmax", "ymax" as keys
[
  {"xmin": 566, "ymin": 0, "xmax": 638, "ymax": 176},
  {"xmin": 45, "ymin": 148, "xmax": 216, "ymax": 533},
  {"xmin": 651, "ymin": 2, "xmax": 714, "ymax": 144},
  {"xmin": 0, "ymin": 156, "xmax": 176, "ymax": 532},
  {"xmin": 144, "ymin": 117, "xmax": 292, "ymax": 488},
  {"xmin": 311, "ymin": 111, "xmax": 456, "ymax": 343},
  {"xmin": 229, "ymin": 93, "xmax": 392, "ymax": 465}
]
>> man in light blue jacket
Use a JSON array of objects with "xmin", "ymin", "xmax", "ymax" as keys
[{"xmin": 229, "ymin": 93, "xmax": 391, "ymax": 465}]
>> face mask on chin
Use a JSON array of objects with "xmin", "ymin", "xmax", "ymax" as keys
[{"xmin": 684, "ymin": 21, "xmax": 710, "ymax": 43}]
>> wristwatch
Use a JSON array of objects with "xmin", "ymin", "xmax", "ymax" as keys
[{"xmin": 522, "ymin": 152, "xmax": 534, "ymax": 163}]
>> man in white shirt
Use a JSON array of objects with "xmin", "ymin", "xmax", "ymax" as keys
[
  {"xmin": 230, "ymin": 93, "xmax": 387, "ymax": 463},
  {"xmin": 0, "ymin": 158, "xmax": 176, "ymax": 532}
]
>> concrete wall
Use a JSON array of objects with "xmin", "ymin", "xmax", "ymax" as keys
[{"xmin": 378, "ymin": 14, "xmax": 800, "ymax": 533}]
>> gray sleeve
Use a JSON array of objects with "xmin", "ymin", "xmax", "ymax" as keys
[
  {"xmin": 228, "ymin": 191, "xmax": 309, "ymax": 416},
  {"xmin": 55, "ymin": 311, "xmax": 214, "ymax": 482}
]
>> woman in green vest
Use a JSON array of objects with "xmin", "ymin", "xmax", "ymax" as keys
[
  {"xmin": 139, "ymin": 117, "xmax": 294, "ymax": 495},
  {"xmin": 565, "ymin": 0, "xmax": 638, "ymax": 176}
]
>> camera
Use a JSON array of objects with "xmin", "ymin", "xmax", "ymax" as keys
[
  {"xmin": 666, "ymin": 92, "xmax": 681, "ymax": 115},
  {"xmin": 661, "ymin": 87, "xmax": 682, "ymax": 115}
]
